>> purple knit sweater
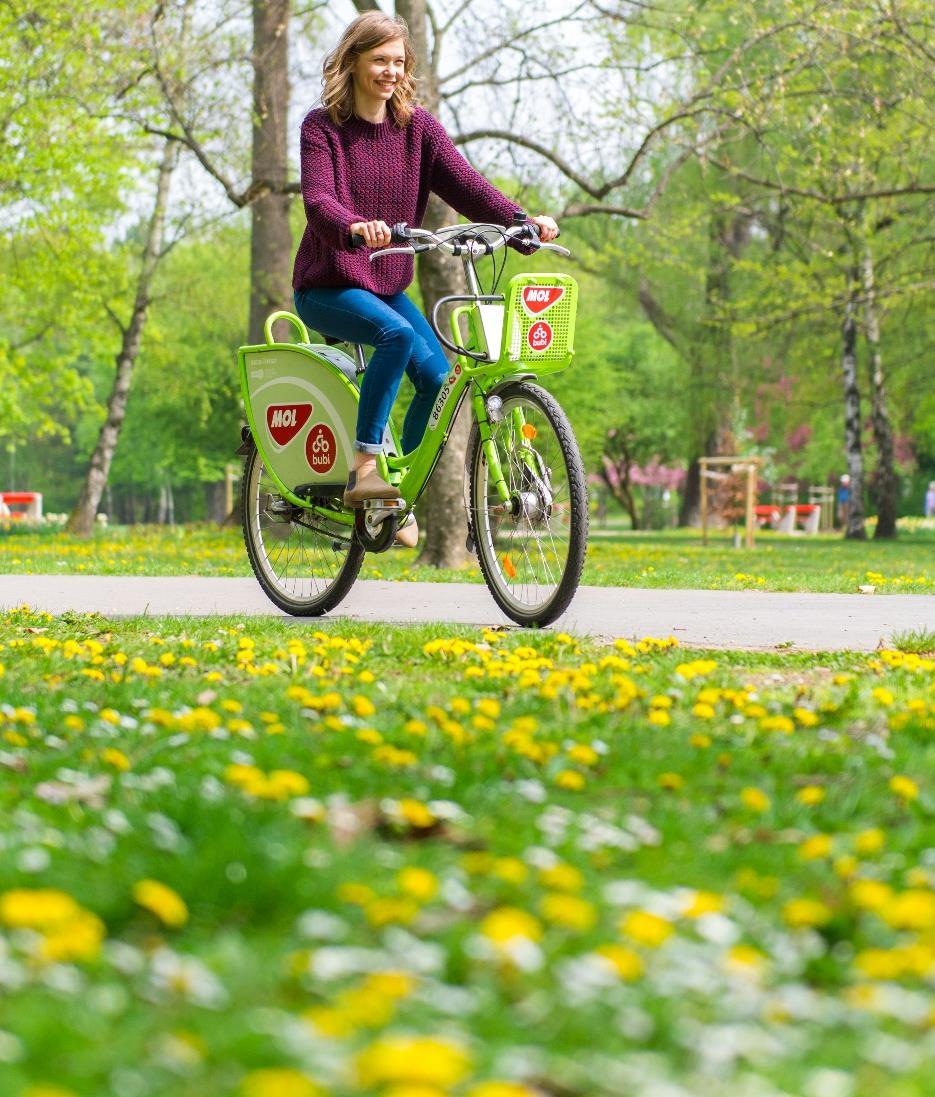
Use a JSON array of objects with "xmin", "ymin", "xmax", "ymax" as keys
[{"xmin": 293, "ymin": 106, "xmax": 524, "ymax": 296}]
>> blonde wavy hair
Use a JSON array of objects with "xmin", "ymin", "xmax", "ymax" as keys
[{"xmin": 321, "ymin": 12, "xmax": 418, "ymax": 127}]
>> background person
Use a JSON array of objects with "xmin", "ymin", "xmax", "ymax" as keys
[
  {"xmin": 837, "ymin": 473, "xmax": 851, "ymax": 528},
  {"xmin": 292, "ymin": 11, "xmax": 559, "ymax": 542}
]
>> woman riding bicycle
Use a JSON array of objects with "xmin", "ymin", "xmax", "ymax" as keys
[{"xmin": 292, "ymin": 11, "xmax": 558, "ymax": 544}]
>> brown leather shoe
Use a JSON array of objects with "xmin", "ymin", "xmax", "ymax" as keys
[
  {"xmin": 394, "ymin": 515, "xmax": 419, "ymax": 548},
  {"xmin": 343, "ymin": 467, "xmax": 401, "ymax": 507}
]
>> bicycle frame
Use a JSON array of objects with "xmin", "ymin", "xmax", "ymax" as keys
[{"xmin": 239, "ymin": 231, "xmax": 577, "ymax": 534}]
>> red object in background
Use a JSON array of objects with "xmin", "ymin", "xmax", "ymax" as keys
[{"xmin": 0, "ymin": 491, "xmax": 43, "ymax": 521}]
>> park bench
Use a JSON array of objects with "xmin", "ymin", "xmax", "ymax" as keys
[
  {"xmin": 754, "ymin": 502, "xmax": 820, "ymax": 534},
  {"xmin": 0, "ymin": 491, "xmax": 43, "ymax": 522}
]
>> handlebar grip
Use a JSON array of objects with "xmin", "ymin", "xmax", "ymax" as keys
[{"xmin": 349, "ymin": 223, "xmax": 411, "ymax": 249}]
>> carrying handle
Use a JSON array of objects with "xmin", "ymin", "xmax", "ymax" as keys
[{"xmin": 264, "ymin": 311, "xmax": 310, "ymax": 345}]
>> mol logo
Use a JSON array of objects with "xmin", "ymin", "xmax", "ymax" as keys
[
  {"xmin": 527, "ymin": 320, "xmax": 553, "ymax": 353},
  {"xmin": 305, "ymin": 423, "xmax": 337, "ymax": 474},
  {"xmin": 520, "ymin": 285, "xmax": 564, "ymax": 316},
  {"xmin": 428, "ymin": 363, "xmax": 462, "ymax": 430},
  {"xmin": 266, "ymin": 403, "xmax": 312, "ymax": 446}
]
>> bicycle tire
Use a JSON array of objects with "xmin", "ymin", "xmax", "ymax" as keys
[
  {"xmin": 241, "ymin": 443, "xmax": 364, "ymax": 616},
  {"xmin": 468, "ymin": 380, "xmax": 588, "ymax": 627}
]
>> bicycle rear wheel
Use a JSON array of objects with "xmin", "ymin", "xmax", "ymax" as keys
[
  {"xmin": 469, "ymin": 380, "xmax": 588, "ymax": 627},
  {"xmin": 241, "ymin": 444, "xmax": 364, "ymax": 616}
]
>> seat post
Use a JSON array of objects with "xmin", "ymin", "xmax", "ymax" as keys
[{"xmin": 353, "ymin": 345, "xmax": 367, "ymax": 374}]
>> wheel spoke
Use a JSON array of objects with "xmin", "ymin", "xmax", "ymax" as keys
[
  {"xmin": 472, "ymin": 385, "xmax": 584, "ymax": 623},
  {"xmin": 244, "ymin": 453, "xmax": 361, "ymax": 612}
]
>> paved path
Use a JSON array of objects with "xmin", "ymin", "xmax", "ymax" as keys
[{"xmin": 0, "ymin": 575, "xmax": 931, "ymax": 651}]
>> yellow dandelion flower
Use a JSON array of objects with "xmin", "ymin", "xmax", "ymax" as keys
[
  {"xmin": 783, "ymin": 897, "xmax": 832, "ymax": 928},
  {"xmin": 567, "ymin": 743, "xmax": 599, "ymax": 766},
  {"xmin": 850, "ymin": 879, "xmax": 893, "ymax": 911},
  {"xmin": 619, "ymin": 910, "xmax": 673, "ymax": 947},
  {"xmin": 397, "ymin": 867, "xmax": 439, "ymax": 902},
  {"xmin": 539, "ymin": 893, "xmax": 596, "ymax": 931},
  {"xmin": 759, "ymin": 715, "xmax": 795, "ymax": 734},
  {"xmin": 595, "ymin": 943, "xmax": 644, "ymax": 981},
  {"xmin": 539, "ymin": 863, "xmax": 583, "ymax": 891},
  {"xmin": 480, "ymin": 907, "xmax": 543, "ymax": 945},
  {"xmin": 799, "ymin": 834, "xmax": 833, "ymax": 861},
  {"xmin": 855, "ymin": 828, "xmax": 885, "ymax": 855},
  {"xmin": 493, "ymin": 858, "xmax": 528, "ymax": 885},
  {"xmin": 397, "ymin": 799, "xmax": 435, "ymax": 829},
  {"xmin": 740, "ymin": 787, "xmax": 770, "ymax": 813},
  {"xmin": 889, "ymin": 775, "xmax": 919, "ymax": 801},
  {"xmin": 0, "ymin": 888, "xmax": 81, "ymax": 929},
  {"xmin": 101, "ymin": 747, "xmax": 130, "ymax": 771},
  {"xmin": 465, "ymin": 1083, "xmax": 539, "ymax": 1097},
  {"xmin": 796, "ymin": 785, "xmax": 825, "ymax": 806},
  {"xmin": 834, "ymin": 855, "xmax": 858, "ymax": 879},
  {"xmin": 352, "ymin": 695, "xmax": 376, "ymax": 718},
  {"xmin": 132, "ymin": 879, "xmax": 189, "ymax": 928},
  {"xmin": 356, "ymin": 1036, "xmax": 471, "ymax": 1089},
  {"xmin": 879, "ymin": 890, "xmax": 935, "ymax": 931},
  {"xmin": 683, "ymin": 890, "xmax": 725, "ymax": 918},
  {"xmin": 726, "ymin": 944, "xmax": 767, "ymax": 974},
  {"xmin": 241, "ymin": 1068, "xmax": 324, "ymax": 1097},
  {"xmin": 657, "ymin": 772, "xmax": 684, "ymax": 791}
]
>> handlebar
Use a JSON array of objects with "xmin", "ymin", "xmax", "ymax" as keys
[{"xmin": 350, "ymin": 220, "xmax": 571, "ymax": 261}]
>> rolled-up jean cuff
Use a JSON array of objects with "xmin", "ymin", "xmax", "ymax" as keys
[{"xmin": 354, "ymin": 440, "xmax": 383, "ymax": 455}]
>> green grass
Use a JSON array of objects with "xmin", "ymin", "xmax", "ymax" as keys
[
  {"xmin": 0, "ymin": 523, "xmax": 933, "ymax": 593},
  {"xmin": 891, "ymin": 627, "xmax": 935, "ymax": 654},
  {"xmin": 0, "ymin": 608, "xmax": 933, "ymax": 1096}
]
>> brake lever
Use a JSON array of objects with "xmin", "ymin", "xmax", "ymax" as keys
[
  {"xmin": 368, "ymin": 245, "xmax": 417, "ymax": 262},
  {"xmin": 536, "ymin": 242, "xmax": 571, "ymax": 257}
]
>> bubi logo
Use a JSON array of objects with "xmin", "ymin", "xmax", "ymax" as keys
[
  {"xmin": 521, "ymin": 285, "xmax": 564, "ymax": 316},
  {"xmin": 528, "ymin": 321, "xmax": 553, "ymax": 352},
  {"xmin": 305, "ymin": 423, "xmax": 337, "ymax": 474},
  {"xmin": 266, "ymin": 403, "xmax": 312, "ymax": 446}
]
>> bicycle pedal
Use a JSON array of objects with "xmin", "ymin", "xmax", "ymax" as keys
[{"xmin": 362, "ymin": 497, "xmax": 407, "ymax": 512}]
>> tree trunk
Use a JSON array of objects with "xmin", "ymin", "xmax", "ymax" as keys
[
  {"xmin": 861, "ymin": 244, "xmax": 898, "ymax": 539},
  {"xmin": 248, "ymin": 0, "xmax": 293, "ymax": 346},
  {"xmin": 841, "ymin": 272, "xmax": 867, "ymax": 540},
  {"xmin": 394, "ymin": 0, "xmax": 470, "ymax": 566},
  {"xmin": 205, "ymin": 481, "xmax": 228, "ymax": 523},
  {"xmin": 67, "ymin": 139, "xmax": 179, "ymax": 537},
  {"xmin": 414, "ymin": 193, "xmax": 471, "ymax": 567}
]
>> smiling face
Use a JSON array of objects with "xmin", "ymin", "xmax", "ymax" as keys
[{"xmin": 351, "ymin": 37, "xmax": 407, "ymax": 111}]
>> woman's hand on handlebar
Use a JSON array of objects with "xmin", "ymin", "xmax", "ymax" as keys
[
  {"xmin": 529, "ymin": 215, "xmax": 559, "ymax": 243},
  {"xmin": 349, "ymin": 219, "xmax": 392, "ymax": 248}
]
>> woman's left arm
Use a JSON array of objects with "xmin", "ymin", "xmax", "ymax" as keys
[{"xmin": 424, "ymin": 112, "xmax": 557, "ymax": 240}]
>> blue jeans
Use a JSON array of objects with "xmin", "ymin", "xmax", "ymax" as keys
[{"xmin": 293, "ymin": 287, "xmax": 450, "ymax": 456}]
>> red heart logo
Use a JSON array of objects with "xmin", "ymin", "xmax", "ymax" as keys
[
  {"xmin": 521, "ymin": 286, "xmax": 564, "ymax": 315},
  {"xmin": 266, "ymin": 403, "xmax": 312, "ymax": 446}
]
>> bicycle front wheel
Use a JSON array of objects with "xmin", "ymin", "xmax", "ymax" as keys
[
  {"xmin": 242, "ymin": 444, "xmax": 364, "ymax": 616},
  {"xmin": 469, "ymin": 381, "xmax": 588, "ymax": 627}
]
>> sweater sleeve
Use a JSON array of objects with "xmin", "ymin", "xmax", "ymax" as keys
[
  {"xmin": 423, "ymin": 111, "xmax": 524, "ymax": 228},
  {"xmin": 300, "ymin": 115, "xmax": 362, "ymax": 249}
]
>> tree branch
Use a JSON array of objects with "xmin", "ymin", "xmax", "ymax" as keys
[{"xmin": 708, "ymin": 156, "xmax": 935, "ymax": 205}]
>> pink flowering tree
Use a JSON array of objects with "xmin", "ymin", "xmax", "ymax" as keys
[{"xmin": 598, "ymin": 428, "xmax": 686, "ymax": 529}]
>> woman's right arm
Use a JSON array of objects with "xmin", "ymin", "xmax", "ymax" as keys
[{"xmin": 300, "ymin": 118, "xmax": 362, "ymax": 248}]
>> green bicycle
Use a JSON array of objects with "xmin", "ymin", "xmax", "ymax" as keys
[{"xmin": 236, "ymin": 219, "xmax": 588, "ymax": 627}]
